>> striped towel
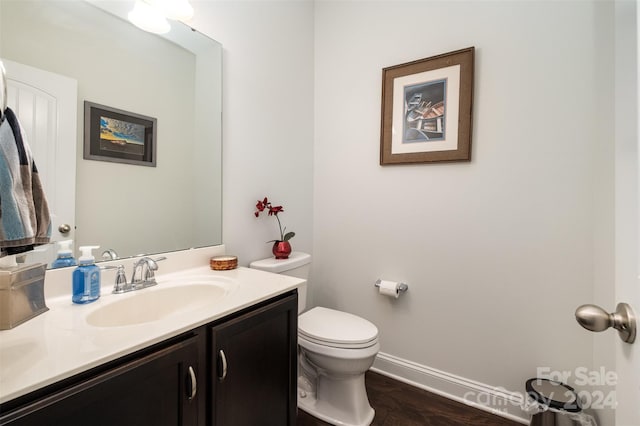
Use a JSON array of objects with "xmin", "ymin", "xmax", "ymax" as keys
[{"xmin": 0, "ymin": 107, "xmax": 51, "ymax": 255}]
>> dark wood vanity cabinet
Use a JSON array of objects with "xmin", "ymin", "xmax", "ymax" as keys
[
  {"xmin": 0, "ymin": 334, "xmax": 201, "ymax": 426},
  {"xmin": 0, "ymin": 291, "xmax": 297, "ymax": 426},
  {"xmin": 209, "ymin": 293, "xmax": 298, "ymax": 426}
]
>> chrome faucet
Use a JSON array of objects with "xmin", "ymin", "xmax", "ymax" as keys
[
  {"xmin": 131, "ymin": 257, "xmax": 155, "ymax": 285},
  {"xmin": 112, "ymin": 256, "xmax": 166, "ymax": 294},
  {"xmin": 101, "ymin": 249, "xmax": 119, "ymax": 261}
]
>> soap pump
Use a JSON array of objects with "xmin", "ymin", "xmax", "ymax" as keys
[
  {"xmin": 72, "ymin": 245, "xmax": 101, "ymax": 304},
  {"xmin": 51, "ymin": 240, "xmax": 77, "ymax": 269}
]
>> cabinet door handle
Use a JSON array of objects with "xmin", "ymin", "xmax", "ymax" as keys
[
  {"xmin": 218, "ymin": 350, "xmax": 227, "ymax": 382},
  {"xmin": 187, "ymin": 366, "xmax": 197, "ymax": 400}
]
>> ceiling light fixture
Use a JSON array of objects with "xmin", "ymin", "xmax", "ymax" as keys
[
  {"xmin": 128, "ymin": 0, "xmax": 170, "ymax": 34},
  {"xmin": 147, "ymin": 0, "xmax": 194, "ymax": 22}
]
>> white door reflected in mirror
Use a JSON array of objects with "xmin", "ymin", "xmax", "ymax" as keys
[{"xmin": 3, "ymin": 59, "xmax": 77, "ymax": 266}]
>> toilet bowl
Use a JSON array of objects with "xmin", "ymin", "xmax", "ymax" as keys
[
  {"xmin": 298, "ymin": 306, "xmax": 379, "ymax": 426},
  {"xmin": 249, "ymin": 252, "xmax": 379, "ymax": 426}
]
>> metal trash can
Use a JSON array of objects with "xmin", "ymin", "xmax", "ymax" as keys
[{"xmin": 525, "ymin": 378, "xmax": 594, "ymax": 426}]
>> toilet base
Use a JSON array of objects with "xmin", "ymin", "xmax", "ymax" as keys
[{"xmin": 297, "ymin": 374, "xmax": 375, "ymax": 426}]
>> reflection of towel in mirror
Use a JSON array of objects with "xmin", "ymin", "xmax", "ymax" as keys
[{"xmin": 0, "ymin": 107, "xmax": 51, "ymax": 255}]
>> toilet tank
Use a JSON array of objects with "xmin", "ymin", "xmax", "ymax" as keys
[{"xmin": 249, "ymin": 252, "xmax": 311, "ymax": 313}]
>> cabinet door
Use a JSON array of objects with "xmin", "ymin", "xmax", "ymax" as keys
[
  {"xmin": 1, "ymin": 336, "xmax": 201, "ymax": 426},
  {"xmin": 210, "ymin": 293, "xmax": 297, "ymax": 426}
]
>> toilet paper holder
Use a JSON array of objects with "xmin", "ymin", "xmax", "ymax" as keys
[{"xmin": 374, "ymin": 279, "xmax": 408, "ymax": 293}]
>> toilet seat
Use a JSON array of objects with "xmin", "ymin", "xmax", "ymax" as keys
[
  {"xmin": 298, "ymin": 307, "xmax": 378, "ymax": 349},
  {"xmin": 299, "ymin": 334, "xmax": 381, "ymax": 359}
]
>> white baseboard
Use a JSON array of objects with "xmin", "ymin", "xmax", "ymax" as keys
[{"xmin": 371, "ymin": 352, "xmax": 530, "ymax": 425}]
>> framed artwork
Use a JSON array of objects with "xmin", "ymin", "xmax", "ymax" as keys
[
  {"xmin": 84, "ymin": 101, "xmax": 157, "ymax": 167},
  {"xmin": 380, "ymin": 47, "xmax": 474, "ymax": 165}
]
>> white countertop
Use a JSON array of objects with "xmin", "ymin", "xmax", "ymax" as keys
[{"xmin": 0, "ymin": 247, "xmax": 304, "ymax": 404}]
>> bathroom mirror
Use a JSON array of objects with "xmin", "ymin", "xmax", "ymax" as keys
[{"xmin": 0, "ymin": 0, "xmax": 222, "ymax": 265}]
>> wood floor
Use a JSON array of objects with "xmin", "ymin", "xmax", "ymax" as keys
[{"xmin": 296, "ymin": 371, "xmax": 522, "ymax": 426}]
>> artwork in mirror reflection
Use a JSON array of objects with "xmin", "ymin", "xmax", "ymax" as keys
[
  {"xmin": 0, "ymin": 0, "xmax": 223, "ymax": 267},
  {"xmin": 102, "ymin": 118, "xmax": 145, "ymax": 148},
  {"xmin": 84, "ymin": 101, "xmax": 157, "ymax": 167}
]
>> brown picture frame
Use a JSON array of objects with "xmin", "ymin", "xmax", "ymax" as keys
[
  {"xmin": 84, "ymin": 101, "xmax": 157, "ymax": 167},
  {"xmin": 380, "ymin": 47, "xmax": 474, "ymax": 165}
]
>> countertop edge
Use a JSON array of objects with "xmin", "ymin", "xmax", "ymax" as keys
[{"xmin": 0, "ymin": 260, "xmax": 305, "ymax": 405}]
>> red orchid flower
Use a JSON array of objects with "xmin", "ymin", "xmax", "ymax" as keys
[
  {"xmin": 254, "ymin": 197, "xmax": 295, "ymax": 242},
  {"xmin": 268, "ymin": 206, "xmax": 283, "ymax": 216}
]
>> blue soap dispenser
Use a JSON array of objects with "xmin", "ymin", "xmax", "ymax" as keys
[
  {"xmin": 72, "ymin": 245, "xmax": 101, "ymax": 304},
  {"xmin": 51, "ymin": 240, "xmax": 77, "ymax": 269}
]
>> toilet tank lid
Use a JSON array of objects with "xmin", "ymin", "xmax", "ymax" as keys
[{"xmin": 249, "ymin": 251, "xmax": 311, "ymax": 273}]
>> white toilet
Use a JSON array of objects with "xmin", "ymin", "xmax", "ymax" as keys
[{"xmin": 250, "ymin": 252, "xmax": 379, "ymax": 426}]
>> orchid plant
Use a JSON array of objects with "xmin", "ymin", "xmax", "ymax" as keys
[{"xmin": 254, "ymin": 197, "xmax": 295, "ymax": 242}]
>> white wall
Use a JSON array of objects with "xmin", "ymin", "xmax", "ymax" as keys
[
  {"xmin": 191, "ymin": 0, "xmax": 315, "ymax": 266},
  {"xmin": 191, "ymin": 0, "xmax": 618, "ymax": 422},
  {"xmin": 313, "ymin": 0, "xmax": 612, "ymax": 420}
]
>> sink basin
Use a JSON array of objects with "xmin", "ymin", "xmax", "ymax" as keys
[{"xmin": 86, "ymin": 279, "xmax": 234, "ymax": 327}]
